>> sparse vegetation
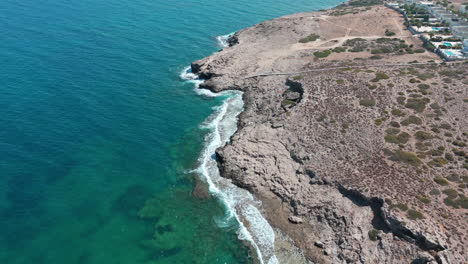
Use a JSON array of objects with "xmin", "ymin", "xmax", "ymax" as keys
[
  {"xmin": 442, "ymin": 188, "xmax": 458, "ymax": 199},
  {"xmin": 391, "ymin": 109, "xmax": 405, "ymax": 117},
  {"xmin": 397, "ymin": 96, "xmax": 406, "ymax": 105},
  {"xmin": 414, "ymin": 131, "xmax": 433, "ymax": 141},
  {"xmin": 417, "ymin": 84, "xmax": 430, "ymax": 90},
  {"xmin": 417, "ymin": 196, "xmax": 431, "ymax": 204},
  {"xmin": 390, "ymin": 121, "xmax": 400, "ymax": 128},
  {"xmin": 405, "ymin": 97, "xmax": 430, "ymax": 113},
  {"xmin": 390, "ymin": 202, "xmax": 408, "ymax": 211},
  {"xmin": 313, "ymin": 50, "xmax": 332, "ymax": 58},
  {"xmin": 397, "ymin": 132, "xmax": 410, "ymax": 144},
  {"xmin": 360, "ymin": 98, "xmax": 376, "ymax": 107},
  {"xmin": 407, "ymin": 209, "xmax": 424, "ymax": 220},
  {"xmin": 299, "ymin": 33, "xmax": 320, "ymax": 43},
  {"xmin": 368, "ymin": 229, "xmax": 380, "ymax": 241},
  {"xmin": 428, "ymin": 157, "xmax": 448, "ymax": 167},
  {"xmin": 371, "ymin": 72, "xmax": 389, "ymax": 82},
  {"xmin": 332, "ymin": 47, "xmax": 347, "ymax": 53},
  {"xmin": 281, "ymin": 99, "xmax": 295, "ymax": 107},
  {"xmin": 434, "ymin": 177, "xmax": 449, "ymax": 186},
  {"xmin": 384, "ymin": 29, "xmax": 396, "ymax": 36},
  {"xmin": 389, "ymin": 150, "xmax": 422, "ymax": 167},
  {"xmin": 401, "ymin": 115, "xmax": 422, "ymax": 126}
]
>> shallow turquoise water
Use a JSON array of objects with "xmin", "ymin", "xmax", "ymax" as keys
[{"xmin": 0, "ymin": 0, "xmax": 342, "ymax": 263}]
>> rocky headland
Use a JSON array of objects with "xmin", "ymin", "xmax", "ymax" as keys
[{"xmin": 191, "ymin": 1, "xmax": 467, "ymax": 263}]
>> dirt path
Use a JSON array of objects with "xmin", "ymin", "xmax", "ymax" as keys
[
  {"xmin": 292, "ymin": 34, "xmax": 412, "ymax": 51},
  {"xmin": 243, "ymin": 62, "xmax": 441, "ymax": 79}
]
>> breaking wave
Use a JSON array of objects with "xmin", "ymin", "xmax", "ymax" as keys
[
  {"xmin": 216, "ymin": 32, "xmax": 235, "ymax": 48},
  {"xmin": 180, "ymin": 35, "xmax": 278, "ymax": 263}
]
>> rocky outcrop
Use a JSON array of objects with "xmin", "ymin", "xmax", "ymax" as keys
[{"xmin": 191, "ymin": 4, "xmax": 466, "ymax": 264}]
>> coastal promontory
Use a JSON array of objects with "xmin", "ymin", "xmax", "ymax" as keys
[{"xmin": 192, "ymin": 1, "xmax": 467, "ymax": 263}]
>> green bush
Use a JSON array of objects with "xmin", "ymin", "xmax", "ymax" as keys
[
  {"xmin": 281, "ymin": 99, "xmax": 295, "ymax": 107},
  {"xmin": 417, "ymin": 84, "xmax": 430, "ymax": 90},
  {"xmin": 390, "ymin": 202, "xmax": 408, "ymax": 211},
  {"xmin": 405, "ymin": 97, "xmax": 430, "ymax": 113},
  {"xmin": 446, "ymin": 174, "xmax": 459, "ymax": 182},
  {"xmin": 445, "ymin": 153, "xmax": 454, "ymax": 162},
  {"xmin": 401, "ymin": 115, "xmax": 422, "ymax": 126},
  {"xmin": 299, "ymin": 33, "xmax": 320, "ymax": 43},
  {"xmin": 456, "ymin": 195, "xmax": 468, "ymax": 209},
  {"xmin": 385, "ymin": 135, "xmax": 399, "ymax": 144},
  {"xmin": 375, "ymin": 118, "xmax": 385, "ymax": 125},
  {"xmin": 429, "ymin": 103, "xmax": 440, "ymax": 110},
  {"xmin": 385, "ymin": 30, "xmax": 396, "ymax": 36},
  {"xmin": 389, "ymin": 150, "xmax": 422, "ymax": 167},
  {"xmin": 397, "ymin": 96, "xmax": 406, "ymax": 105},
  {"xmin": 452, "ymin": 149, "xmax": 466, "ymax": 157},
  {"xmin": 417, "ymin": 196, "xmax": 431, "ymax": 204},
  {"xmin": 415, "ymin": 131, "xmax": 433, "ymax": 141},
  {"xmin": 336, "ymin": 79, "xmax": 345, "ymax": 84},
  {"xmin": 390, "ymin": 121, "xmax": 400, "ymax": 128},
  {"xmin": 346, "ymin": 0, "xmax": 383, "ymax": 7},
  {"xmin": 332, "ymin": 47, "xmax": 347, "ymax": 53},
  {"xmin": 416, "ymin": 73, "xmax": 434, "ymax": 80},
  {"xmin": 452, "ymin": 140, "xmax": 467, "ymax": 147},
  {"xmin": 391, "ymin": 109, "xmax": 405, "ymax": 116},
  {"xmin": 442, "ymin": 188, "xmax": 458, "ymax": 199},
  {"xmin": 386, "ymin": 128, "xmax": 400, "ymax": 135},
  {"xmin": 430, "ymin": 148, "xmax": 443, "ymax": 156},
  {"xmin": 368, "ymin": 229, "xmax": 380, "ymax": 241},
  {"xmin": 371, "ymin": 72, "xmax": 390, "ymax": 82},
  {"xmin": 397, "ymin": 132, "xmax": 411, "ymax": 144},
  {"xmin": 434, "ymin": 177, "xmax": 449, "ymax": 186},
  {"xmin": 428, "ymin": 157, "xmax": 448, "ymax": 167},
  {"xmin": 439, "ymin": 70, "xmax": 459, "ymax": 77},
  {"xmin": 444, "ymin": 197, "xmax": 457, "ymax": 208},
  {"xmin": 313, "ymin": 50, "xmax": 332, "ymax": 58},
  {"xmin": 407, "ymin": 209, "xmax": 424, "ymax": 220},
  {"xmin": 439, "ymin": 123, "xmax": 452, "ymax": 130},
  {"xmin": 360, "ymin": 98, "xmax": 376, "ymax": 107}
]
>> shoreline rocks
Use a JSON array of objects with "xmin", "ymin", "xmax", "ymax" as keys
[{"xmin": 191, "ymin": 2, "xmax": 467, "ymax": 263}]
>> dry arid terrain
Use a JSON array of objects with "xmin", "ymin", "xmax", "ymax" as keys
[{"xmin": 192, "ymin": 1, "xmax": 467, "ymax": 263}]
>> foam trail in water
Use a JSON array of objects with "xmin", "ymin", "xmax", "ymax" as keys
[
  {"xmin": 180, "ymin": 59, "xmax": 278, "ymax": 264},
  {"xmin": 180, "ymin": 66, "xmax": 220, "ymax": 97}
]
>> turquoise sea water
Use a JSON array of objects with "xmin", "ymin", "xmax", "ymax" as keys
[{"xmin": 0, "ymin": 0, "xmax": 342, "ymax": 263}]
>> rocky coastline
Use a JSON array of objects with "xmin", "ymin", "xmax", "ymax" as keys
[{"xmin": 191, "ymin": 2, "xmax": 467, "ymax": 263}]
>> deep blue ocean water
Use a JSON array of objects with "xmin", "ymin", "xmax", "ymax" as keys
[{"xmin": 0, "ymin": 0, "xmax": 342, "ymax": 263}]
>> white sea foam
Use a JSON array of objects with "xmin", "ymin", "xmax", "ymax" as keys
[
  {"xmin": 180, "ymin": 61, "xmax": 278, "ymax": 264},
  {"xmin": 180, "ymin": 66, "xmax": 220, "ymax": 97},
  {"xmin": 216, "ymin": 32, "xmax": 235, "ymax": 48}
]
